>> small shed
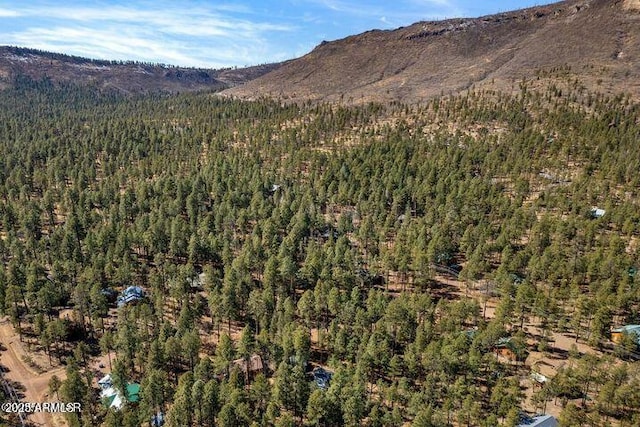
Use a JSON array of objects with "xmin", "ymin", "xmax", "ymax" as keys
[
  {"xmin": 232, "ymin": 354, "xmax": 264, "ymax": 380},
  {"xmin": 312, "ymin": 367, "xmax": 332, "ymax": 390},
  {"xmin": 125, "ymin": 383, "xmax": 140, "ymax": 403},
  {"xmin": 611, "ymin": 325, "xmax": 640, "ymax": 345},
  {"xmin": 151, "ymin": 412, "xmax": 165, "ymax": 427},
  {"xmin": 117, "ymin": 286, "xmax": 145, "ymax": 308}
]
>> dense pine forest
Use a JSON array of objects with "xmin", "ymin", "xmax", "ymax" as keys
[{"xmin": 1, "ymin": 73, "xmax": 640, "ymax": 427}]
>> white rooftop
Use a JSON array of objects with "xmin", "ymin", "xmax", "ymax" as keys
[
  {"xmin": 98, "ymin": 374, "xmax": 112, "ymax": 389},
  {"xmin": 518, "ymin": 415, "xmax": 558, "ymax": 427},
  {"xmin": 100, "ymin": 386, "xmax": 117, "ymax": 400}
]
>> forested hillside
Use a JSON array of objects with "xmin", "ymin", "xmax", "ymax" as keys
[
  {"xmin": 1, "ymin": 74, "xmax": 640, "ymax": 426},
  {"xmin": 0, "ymin": 46, "xmax": 282, "ymax": 94}
]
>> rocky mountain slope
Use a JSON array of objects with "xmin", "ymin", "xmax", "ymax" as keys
[{"xmin": 224, "ymin": 0, "xmax": 640, "ymax": 103}]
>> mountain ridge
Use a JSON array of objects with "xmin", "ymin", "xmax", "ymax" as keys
[
  {"xmin": 0, "ymin": 45, "xmax": 284, "ymax": 93},
  {"xmin": 1, "ymin": 0, "xmax": 639, "ymax": 102},
  {"xmin": 224, "ymin": 0, "xmax": 640, "ymax": 103}
]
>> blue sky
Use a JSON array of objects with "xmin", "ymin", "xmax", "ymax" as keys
[{"xmin": 0, "ymin": 1, "xmax": 555, "ymax": 68}]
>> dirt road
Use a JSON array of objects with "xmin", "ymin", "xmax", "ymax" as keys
[{"xmin": 0, "ymin": 319, "xmax": 66, "ymax": 427}]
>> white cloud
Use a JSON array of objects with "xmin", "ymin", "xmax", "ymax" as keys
[
  {"xmin": 0, "ymin": 3, "xmax": 296, "ymax": 67},
  {"xmin": 14, "ymin": 5, "xmax": 293, "ymax": 38},
  {"xmin": 0, "ymin": 0, "xmax": 476, "ymax": 67},
  {"xmin": 9, "ymin": 25, "xmax": 275, "ymax": 68},
  {"xmin": 0, "ymin": 8, "xmax": 20, "ymax": 17}
]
